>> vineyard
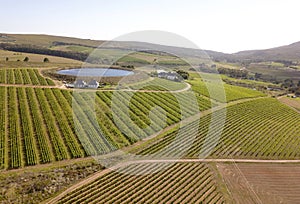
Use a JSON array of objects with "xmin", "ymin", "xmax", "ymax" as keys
[
  {"xmin": 0, "ymin": 70, "xmax": 297, "ymax": 169},
  {"xmin": 0, "ymin": 85, "xmax": 213, "ymax": 169},
  {"xmin": 137, "ymin": 98, "xmax": 300, "ymax": 159},
  {"xmin": 57, "ymin": 162, "xmax": 226, "ymax": 204},
  {"xmin": 0, "ymin": 65, "xmax": 299, "ymax": 204},
  {"xmin": 128, "ymin": 78, "xmax": 188, "ymax": 91},
  {"xmin": 2, "ymin": 27, "xmax": 300, "ymax": 204},
  {"xmin": 0, "ymin": 67, "xmax": 298, "ymax": 171},
  {"xmin": 187, "ymin": 77, "xmax": 266, "ymax": 102},
  {"xmin": 0, "ymin": 68, "xmax": 55, "ymax": 85}
]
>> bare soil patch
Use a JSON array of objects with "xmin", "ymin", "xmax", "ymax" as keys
[
  {"xmin": 217, "ymin": 163, "xmax": 300, "ymax": 204},
  {"xmin": 279, "ymin": 97, "xmax": 300, "ymax": 112}
]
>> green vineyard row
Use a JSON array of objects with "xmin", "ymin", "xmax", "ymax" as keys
[
  {"xmin": 188, "ymin": 77, "xmax": 266, "ymax": 102},
  {"xmin": 129, "ymin": 78, "xmax": 188, "ymax": 91},
  {"xmin": 0, "ymin": 87, "xmax": 212, "ymax": 169},
  {"xmin": 0, "ymin": 68, "xmax": 54, "ymax": 85},
  {"xmin": 137, "ymin": 98, "xmax": 300, "ymax": 159},
  {"xmin": 58, "ymin": 163, "xmax": 226, "ymax": 204}
]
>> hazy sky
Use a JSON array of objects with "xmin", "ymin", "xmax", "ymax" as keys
[{"xmin": 1, "ymin": 0, "xmax": 300, "ymax": 53}]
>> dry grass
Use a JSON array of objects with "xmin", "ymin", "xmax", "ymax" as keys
[
  {"xmin": 0, "ymin": 34, "xmax": 104, "ymax": 47},
  {"xmin": 0, "ymin": 50, "xmax": 82, "ymax": 64}
]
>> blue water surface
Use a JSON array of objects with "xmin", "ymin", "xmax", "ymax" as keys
[{"xmin": 57, "ymin": 68, "xmax": 134, "ymax": 77}]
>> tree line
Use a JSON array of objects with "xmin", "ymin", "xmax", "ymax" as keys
[
  {"xmin": 281, "ymin": 79, "xmax": 300, "ymax": 95},
  {"xmin": 217, "ymin": 67, "xmax": 248, "ymax": 79},
  {"xmin": 0, "ymin": 43, "xmax": 89, "ymax": 61}
]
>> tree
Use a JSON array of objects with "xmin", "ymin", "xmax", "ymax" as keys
[
  {"xmin": 23, "ymin": 57, "xmax": 29, "ymax": 62},
  {"xmin": 255, "ymin": 73, "xmax": 262, "ymax": 79},
  {"xmin": 282, "ymin": 79, "xmax": 294, "ymax": 88},
  {"xmin": 295, "ymin": 88, "xmax": 300, "ymax": 96},
  {"xmin": 176, "ymin": 70, "xmax": 189, "ymax": 80},
  {"xmin": 43, "ymin": 58, "xmax": 49, "ymax": 63},
  {"xmin": 217, "ymin": 67, "xmax": 248, "ymax": 79}
]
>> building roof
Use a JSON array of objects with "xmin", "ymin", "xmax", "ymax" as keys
[
  {"xmin": 157, "ymin": 69, "xmax": 167, "ymax": 74},
  {"xmin": 74, "ymin": 80, "xmax": 86, "ymax": 85},
  {"xmin": 88, "ymin": 80, "xmax": 99, "ymax": 85}
]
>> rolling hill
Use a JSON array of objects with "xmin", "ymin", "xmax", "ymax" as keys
[
  {"xmin": 1, "ymin": 33, "xmax": 300, "ymax": 63},
  {"xmin": 0, "ymin": 33, "xmax": 234, "ymax": 62},
  {"xmin": 234, "ymin": 41, "xmax": 300, "ymax": 61}
]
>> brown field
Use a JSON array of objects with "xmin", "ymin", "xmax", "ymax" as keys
[
  {"xmin": 218, "ymin": 163, "xmax": 300, "ymax": 204},
  {"xmin": 279, "ymin": 96, "xmax": 300, "ymax": 112}
]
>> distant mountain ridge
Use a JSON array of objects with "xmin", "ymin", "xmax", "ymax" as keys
[
  {"xmin": 1, "ymin": 33, "xmax": 300, "ymax": 62},
  {"xmin": 233, "ymin": 41, "xmax": 300, "ymax": 61}
]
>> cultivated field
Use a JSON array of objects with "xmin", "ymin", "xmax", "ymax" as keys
[
  {"xmin": 136, "ymin": 98, "xmax": 300, "ymax": 159},
  {"xmin": 187, "ymin": 77, "xmax": 266, "ymax": 102},
  {"xmin": 1, "ymin": 32, "xmax": 300, "ymax": 204},
  {"xmin": 218, "ymin": 163, "xmax": 300, "ymax": 203},
  {"xmin": 56, "ymin": 162, "xmax": 226, "ymax": 204},
  {"xmin": 1, "ymin": 68, "xmax": 297, "ymax": 170},
  {"xmin": 0, "ymin": 84, "xmax": 213, "ymax": 169},
  {"xmin": 0, "ymin": 63, "xmax": 299, "ymax": 203},
  {"xmin": 128, "ymin": 78, "xmax": 188, "ymax": 91},
  {"xmin": 0, "ymin": 68, "xmax": 55, "ymax": 85}
]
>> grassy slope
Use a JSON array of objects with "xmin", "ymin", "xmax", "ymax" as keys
[
  {"xmin": 0, "ymin": 50, "xmax": 82, "ymax": 64},
  {"xmin": 0, "ymin": 33, "xmax": 222, "ymax": 68},
  {"xmin": 1, "ymin": 34, "xmax": 187, "ymax": 67},
  {"xmin": 0, "ymin": 34, "xmax": 103, "ymax": 48},
  {"xmin": 234, "ymin": 41, "xmax": 300, "ymax": 61},
  {"xmin": 3, "ymin": 33, "xmax": 300, "ymax": 63}
]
